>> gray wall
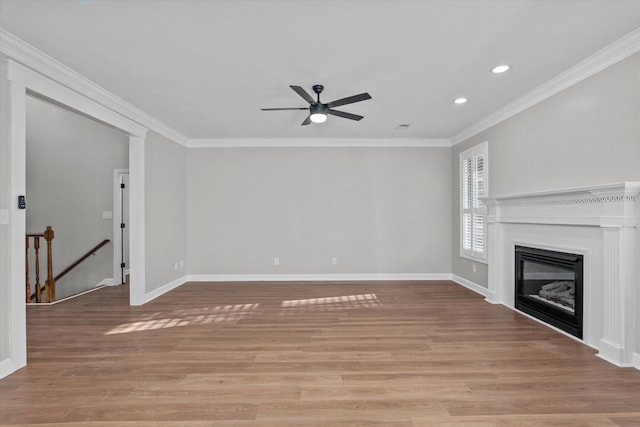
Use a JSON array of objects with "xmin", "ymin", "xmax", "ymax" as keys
[
  {"xmin": 25, "ymin": 96, "xmax": 128, "ymax": 299},
  {"xmin": 145, "ymin": 130, "xmax": 188, "ymax": 293},
  {"xmin": 188, "ymin": 147, "xmax": 452, "ymax": 276},
  {"xmin": 452, "ymin": 53, "xmax": 640, "ymax": 287}
]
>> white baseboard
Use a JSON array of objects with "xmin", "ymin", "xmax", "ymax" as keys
[
  {"xmin": 144, "ymin": 273, "xmax": 454, "ymax": 303},
  {"xmin": 97, "ymin": 277, "xmax": 116, "ymax": 287},
  {"xmin": 186, "ymin": 273, "xmax": 453, "ymax": 283},
  {"xmin": 633, "ymin": 352, "xmax": 640, "ymax": 371},
  {"xmin": 27, "ymin": 284, "xmax": 113, "ymax": 306},
  {"xmin": 144, "ymin": 275, "xmax": 188, "ymax": 303},
  {"xmin": 451, "ymin": 274, "xmax": 490, "ymax": 298},
  {"xmin": 0, "ymin": 358, "xmax": 15, "ymax": 379}
]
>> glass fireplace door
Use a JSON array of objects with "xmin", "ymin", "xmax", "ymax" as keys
[{"xmin": 515, "ymin": 246, "xmax": 583, "ymax": 338}]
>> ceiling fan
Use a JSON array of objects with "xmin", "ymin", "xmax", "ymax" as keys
[{"xmin": 261, "ymin": 85, "xmax": 372, "ymax": 126}]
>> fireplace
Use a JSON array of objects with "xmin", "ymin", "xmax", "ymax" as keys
[
  {"xmin": 515, "ymin": 246, "xmax": 583, "ymax": 338},
  {"xmin": 482, "ymin": 182, "xmax": 640, "ymax": 367}
]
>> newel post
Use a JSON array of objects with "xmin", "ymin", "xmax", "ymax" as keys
[{"xmin": 43, "ymin": 226, "xmax": 55, "ymax": 303}]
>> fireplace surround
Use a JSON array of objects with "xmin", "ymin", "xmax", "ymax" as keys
[{"xmin": 483, "ymin": 182, "xmax": 640, "ymax": 368}]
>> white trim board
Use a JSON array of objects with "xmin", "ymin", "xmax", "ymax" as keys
[
  {"xmin": 6, "ymin": 61, "xmax": 146, "ymax": 138},
  {"xmin": 26, "ymin": 283, "xmax": 112, "ymax": 306},
  {"xmin": 187, "ymin": 273, "xmax": 453, "ymax": 282},
  {"xmin": 128, "ymin": 137, "xmax": 146, "ymax": 306},
  {"xmin": 5, "ymin": 73, "xmax": 28, "ymax": 378},
  {"xmin": 144, "ymin": 275, "xmax": 188, "ymax": 304},
  {"xmin": 0, "ymin": 358, "xmax": 14, "ymax": 379},
  {"xmin": 187, "ymin": 138, "xmax": 452, "ymax": 148},
  {"xmin": 451, "ymin": 274, "xmax": 490, "ymax": 299}
]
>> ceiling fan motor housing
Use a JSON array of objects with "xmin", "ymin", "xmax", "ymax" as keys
[{"xmin": 310, "ymin": 103, "xmax": 327, "ymax": 115}]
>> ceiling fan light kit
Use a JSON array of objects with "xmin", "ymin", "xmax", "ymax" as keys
[
  {"xmin": 309, "ymin": 103, "xmax": 328, "ymax": 123},
  {"xmin": 261, "ymin": 84, "xmax": 372, "ymax": 126}
]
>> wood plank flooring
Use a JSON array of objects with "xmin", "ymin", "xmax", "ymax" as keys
[{"xmin": 1, "ymin": 280, "xmax": 640, "ymax": 426}]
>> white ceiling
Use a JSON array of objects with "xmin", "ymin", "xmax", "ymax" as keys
[{"xmin": 1, "ymin": 0, "xmax": 640, "ymax": 141}]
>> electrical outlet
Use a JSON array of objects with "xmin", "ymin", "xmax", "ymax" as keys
[
  {"xmin": 274, "ymin": 257, "xmax": 280, "ymax": 266},
  {"xmin": 179, "ymin": 260, "xmax": 184, "ymax": 269},
  {"xmin": 174, "ymin": 262, "xmax": 178, "ymax": 271},
  {"xmin": 473, "ymin": 264, "xmax": 477, "ymax": 273},
  {"xmin": 332, "ymin": 257, "xmax": 338, "ymax": 265}
]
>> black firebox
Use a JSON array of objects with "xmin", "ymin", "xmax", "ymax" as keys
[{"xmin": 515, "ymin": 246, "xmax": 583, "ymax": 338}]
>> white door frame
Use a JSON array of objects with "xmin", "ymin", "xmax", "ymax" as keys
[{"xmin": 1, "ymin": 59, "xmax": 148, "ymax": 378}]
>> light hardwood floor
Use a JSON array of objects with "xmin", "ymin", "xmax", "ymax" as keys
[{"xmin": 1, "ymin": 280, "xmax": 640, "ymax": 426}]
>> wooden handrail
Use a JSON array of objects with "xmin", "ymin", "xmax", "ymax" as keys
[{"xmin": 54, "ymin": 239, "xmax": 111, "ymax": 282}]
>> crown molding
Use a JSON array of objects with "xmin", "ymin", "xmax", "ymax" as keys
[
  {"xmin": 6, "ymin": 59, "xmax": 148, "ymax": 137},
  {"xmin": 451, "ymin": 27, "xmax": 640, "ymax": 145},
  {"xmin": 186, "ymin": 137, "xmax": 452, "ymax": 148},
  {"xmin": 0, "ymin": 28, "xmax": 189, "ymax": 145}
]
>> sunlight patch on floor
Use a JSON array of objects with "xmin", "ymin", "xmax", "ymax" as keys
[
  {"xmin": 105, "ymin": 303, "xmax": 260, "ymax": 335},
  {"xmin": 280, "ymin": 293, "xmax": 382, "ymax": 314}
]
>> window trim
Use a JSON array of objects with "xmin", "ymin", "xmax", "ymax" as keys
[{"xmin": 459, "ymin": 141, "xmax": 489, "ymax": 263}]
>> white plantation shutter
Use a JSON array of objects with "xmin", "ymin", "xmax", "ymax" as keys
[{"xmin": 460, "ymin": 142, "xmax": 488, "ymax": 261}]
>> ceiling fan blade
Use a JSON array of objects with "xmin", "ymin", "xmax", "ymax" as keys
[
  {"xmin": 301, "ymin": 115, "xmax": 312, "ymax": 126},
  {"xmin": 290, "ymin": 85, "xmax": 315, "ymax": 104},
  {"xmin": 327, "ymin": 92, "xmax": 371, "ymax": 108},
  {"xmin": 261, "ymin": 107, "xmax": 308, "ymax": 111},
  {"xmin": 327, "ymin": 109, "xmax": 364, "ymax": 121}
]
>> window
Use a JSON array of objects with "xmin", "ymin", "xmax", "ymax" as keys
[{"xmin": 460, "ymin": 142, "xmax": 488, "ymax": 261}]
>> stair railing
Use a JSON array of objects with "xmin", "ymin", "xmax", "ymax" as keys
[
  {"xmin": 53, "ymin": 239, "xmax": 110, "ymax": 283},
  {"xmin": 26, "ymin": 227, "xmax": 110, "ymax": 303},
  {"xmin": 25, "ymin": 226, "xmax": 55, "ymax": 303}
]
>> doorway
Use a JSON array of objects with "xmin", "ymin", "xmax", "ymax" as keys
[
  {"xmin": 1, "ymin": 59, "xmax": 148, "ymax": 378},
  {"xmin": 25, "ymin": 96, "xmax": 129, "ymax": 299}
]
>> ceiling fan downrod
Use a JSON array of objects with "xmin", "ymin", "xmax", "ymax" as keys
[{"xmin": 312, "ymin": 84, "xmax": 324, "ymax": 103}]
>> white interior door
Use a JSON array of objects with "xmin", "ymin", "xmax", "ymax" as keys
[{"xmin": 114, "ymin": 169, "xmax": 129, "ymax": 284}]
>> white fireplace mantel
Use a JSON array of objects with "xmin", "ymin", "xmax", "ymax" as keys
[{"xmin": 482, "ymin": 182, "xmax": 640, "ymax": 368}]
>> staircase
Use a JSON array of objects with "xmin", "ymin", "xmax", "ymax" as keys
[{"xmin": 26, "ymin": 226, "xmax": 110, "ymax": 303}]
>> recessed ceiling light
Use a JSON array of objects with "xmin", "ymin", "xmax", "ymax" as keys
[
  {"xmin": 453, "ymin": 97, "xmax": 468, "ymax": 105},
  {"xmin": 491, "ymin": 64, "xmax": 510, "ymax": 74}
]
